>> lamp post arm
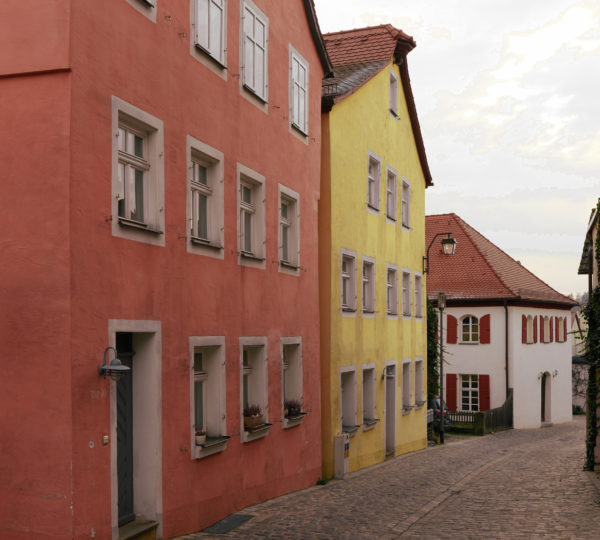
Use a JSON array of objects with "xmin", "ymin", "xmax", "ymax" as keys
[{"xmin": 423, "ymin": 232, "xmax": 453, "ymax": 274}]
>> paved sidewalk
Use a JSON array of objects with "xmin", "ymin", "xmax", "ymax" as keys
[{"xmin": 175, "ymin": 417, "xmax": 600, "ymax": 539}]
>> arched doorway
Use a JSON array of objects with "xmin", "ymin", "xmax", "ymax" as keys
[{"xmin": 541, "ymin": 372, "xmax": 551, "ymax": 424}]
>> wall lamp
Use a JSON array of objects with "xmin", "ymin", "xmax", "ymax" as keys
[
  {"xmin": 423, "ymin": 232, "xmax": 457, "ymax": 274},
  {"xmin": 98, "ymin": 346, "xmax": 130, "ymax": 381}
]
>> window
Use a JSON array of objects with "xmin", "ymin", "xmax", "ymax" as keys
[
  {"xmin": 401, "ymin": 179, "xmax": 410, "ymax": 229},
  {"xmin": 341, "ymin": 368, "xmax": 357, "ymax": 435},
  {"xmin": 367, "ymin": 154, "xmax": 381, "ymax": 211},
  {"xmin": 461, "ymin": 316, "xmax": 479, "ymax": 342},
  {"xmin": 290, "ymin": 47, "xmax": 308, "ymax": 134},
  {"xmin": 386, "ymin": 168, "xmax": 397, "ymax": 221},
  {"xmin": 341, "ymin": 250, "xmax": 357, "ymax": 312},
  {"xmin": 542, "ymin": 316, "xmax": 550, "ymax": 343},
  {"xmin": 362, "ymin": 365, "xmax": 377, "ymax": 428},
  {"xmin": 240, "ymin": 338, "xmax": 270, "ymax": 442},
  {"xmin": 282, "ymin": 339, "xmax": 304, "ymax": 428},
  {"xmin": 190, "ymin": 337, "xmax": 228, "ymax": 459},
  {"xmin": 414, "ymin": 359, "xmax": 424, "ymax": 407},
  {"xmin": 279, "ymin": 185, "xmax": 299, "ymax": 270},
  {"xmin": 402, "ymin": 360, "xmax": 412, "ymax": 412},
  {"xmin": 526, "ymin": 315, "xmax": 534, "ymax": 344},
  {"xmin": 389, "ymin": 69, "xmax": 398, "ymax": 117},
  {"xmin": 362, "ymin": 258, "xmax": 375, "ymax": 314},
  {"xmin": 111, "ymin": 97, "xmax": 164, "ymax": 246},
  {"xmin": 414, "ymin": 273, "xmax": 423, "ymax": 318},
  {"xmin": 402, "ymin": 270, "xmax": 411, "ymax": 317},
  {"xmin": 386, "ymin": 265, "xmax": 398, "ymax": 316},
  {"xmin": 125, "ymin": 0, "xmax": 157, "ymax": 22},
  {"xmin": 187, "ymin": 136, "xmax": 224, "ymax": 257},
  {"xmin": 557, "ymin": 316, "xmax": 565, "ymax": 342},
  {"xmin": 237, "ymin": 164, "xmax": 265, "ymax": 266},
  {"xmin": 242, "ymin": 1, "xmax": 268, "ymax": 101},
  {"xmin": 461, "ymin": 374, "xmax": 479, "ymax": 412},
  {"xmin": 194, "ymin": 0, "xmax": 226, "ymax": 64}
]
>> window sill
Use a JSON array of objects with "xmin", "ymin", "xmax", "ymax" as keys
[
  {"xmin": 192, "ymin": 435, "xmax": 231, "ymax": 459},
  {"xmin": 342, "ymin": 307, "xmax": 357, "ymax": 313},
  {"xmin": 242, "ymin": 83, "xmax": 267, "ymax": 104},
  {"xmin": 362, "ymin": 308, "xmax": 375, "ymax": 314},
  {"xmin": 279, "ymin": 260, "xmax": 300, "ymax": 270},
  {"xmin": 415, "ymin": 400, "xmax": 426, "ymax": 410},
  {"xmin": 402, "ymin": 405, "xmax": 413, "ymax": 415},
  {"xmin": 243, "ymin": 422, "xmax": 272, "ymax": 443},
  {"xmin": 291, "ymin": 122, "xmax": 308, "ymax": 137},
  {"xmin": 389, "ymin": 108, "xmax": 398, "ymax": 118},
  {"xmin": 118, "ymin": 217, "xmax": 163, "ymax": 235},
  {"xmin": 387, "ymin": 311, "xmax": 399, "ymax": 317},
  {"xmin": 191, "ymin": 237, "xmax": 223, "ymax": 250},
  {"xmin": 194, "ymin": 43, "xmax": 227, "ymax": 70},
  {"xmin": 367, "ymin": 203, "xmax": 380, "ymax": 212},
  {"xmin": 401, "ymin": 224, "xmax": 411, "ymax": 232},
  {"xmin": 386, "ymin": 215, "xmax": 397, "ymax": 222},
  {"xmin": 283, "ymin": 412, "xmax": 307, "ymax": 429},
  {"xmin": 342, "ymin": 424, "xmax": 360, "ymax": 437},
  {"xmin": 240, "ymin": 251, "xmax": 265, "ymax": 262},
  {"xmin": 362, "ymin": 418, "xmax": 380, "ymax": 431},
  {"xmin": 459, "ymin": 341, "xmax": 480, "ymax": 345}
]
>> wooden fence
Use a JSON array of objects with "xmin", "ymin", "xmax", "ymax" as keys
[{"xmin": 448, "ymin": 388, "xmax": 513, "ymax": 435}]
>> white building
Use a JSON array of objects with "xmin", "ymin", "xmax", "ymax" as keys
[{"xmin": 427, "ymin": 214, "xmax": 577, "ymax": 429}]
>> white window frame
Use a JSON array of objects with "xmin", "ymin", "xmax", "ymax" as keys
[
  {"xmin": 340, "ymin": 366, "xmax": 358, "ymax": 436},
  {"xmin": 461, "ymin": 374, "xmax": 479, "ymax": 412},
  {"xmin": 237, "ymin": 163, "xmax": 265, "ymax": 267},
  {"xmin": 125, "ymin": 0, "xmax": 157, "ymax": 23},
  {"xmin": 362, "ymin": 257, "xmax": 376, "ymax": 315},
  {"xmin": 278, "ymin": 184, "xmax": 300, "ymax": 273},
  {"xmin": 414, "ymin": 273, "xmax": 423, "ymax": 319},
  {"xmin": 240, "ymin": 337, "xmax": 270, "ymax": 442},
  {"xmin": 289, "ymin": 45, "xmax": 309, "ymax": 136},
  {"xmin": 241, "ymin": 0, "xmax": 268, "ymax": 103},
  {"xmin": 460, "ymin": 315, "xmax": 479, "ymax": 343},
  {"xmin": 186, "ymin": 136, "xmax": 224, "ymax": 258},
  {"xmin": 111, "ymin": 96, "xmax": 164, "ymax": 246},
  {"xmin": 367, "ymin": 152, "xmax": 381, "ymax": 212},
  {"xmin": 386, "ymin": 167, "xmax": 397, "ymax": 222},
  {"xmin": 389, "ymin": 68, "xmax": 399, "ymax": 118},
  {"xmin": 193, "ymin": 0, "xmax": 226, "ymax": 66},
  {"xmin": 341, "ymin": 249, "xmax": 357, "ymax": 314},
  {"xmin": 281, "ymin": 337, "xmax": 304, "ymax": 428},
  {"xmin": 386, "ymin": 264, "xmax": 398, "ymax": 317},
  {"xmin": 401, "ymin": 270, "xmax": 411, "ymax": 318},
  {"xmin": 401, "ymin": 178, "xmax": 410, "ymax": 230},
  {"xmin": 361, "ymin": 364, "xmax": 377, "ymax": 430},
  {"xmin": 190, "ymin": 336, "xmax": 228, "ymax": 459},
  {"xmin": 402, "ymin": 359, "xmax": 412, "ymax": 412},
  {"xmin": 414, "ymin": 358, "xmax": 425, "ymax": 408}
]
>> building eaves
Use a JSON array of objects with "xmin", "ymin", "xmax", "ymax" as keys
[
  {"xmin": 302, "ymin": 0, "xmax": 333, "ymax": 77},
  {"xmin": 578, "ymin": 206, "xmax": 597, "ymax": 275}
]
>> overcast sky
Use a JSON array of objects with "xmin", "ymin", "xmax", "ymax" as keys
[{"xmin": 314, "ymin": 0, "xmax": 599, "ymax": 297}]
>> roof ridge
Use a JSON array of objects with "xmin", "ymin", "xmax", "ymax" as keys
[{"xmin": 323, "ymin": 24, "xmax": 395, "ymax": 38}]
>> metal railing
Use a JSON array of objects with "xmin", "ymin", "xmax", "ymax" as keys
[{"xmin": 448, "ymin": 388, "xmax": 513, "ymax": 435}]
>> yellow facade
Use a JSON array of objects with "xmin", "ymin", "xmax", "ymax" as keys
[{"xmin": 320, "ymin": 61, "xmax": 428, "ymax": 478}]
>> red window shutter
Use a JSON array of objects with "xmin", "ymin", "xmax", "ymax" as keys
[
  {"xmin": 555, "ymin": 317, "xmax": 560, "ymax": 342},
  {"xmin": 533, "ymin": 316, "xmax": 538, "ymax": 343},
  {"xmin": 480, "ymin": 314, "xmax": 490, "ymax": 344},
  {"xmin": 522, "ymin": 315, "xmax": 527, "ymax": 344},
  {"xmin": 539, "ymin": 314, "xmax": 545, "ymax": 343},
  {"xmin": 549, "ymin": 317, "xmax": 554, "ymax": 342},
  {"xmin": 447, "ymin": 314, "xmax": 457, "ymax": 344},
  {"xmin": 479, "ymin": 374, "xmax": 490, "ymax": 411},
  {"xmin": 446, "ymin": 374, "xmax": 457, "ymax": 411},
  {"xmin": 564, "ymin": 317, "xmax": 567, "ymax": 342}
]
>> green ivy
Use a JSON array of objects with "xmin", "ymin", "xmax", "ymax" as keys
[
  {"xmin": 583, "ymin": 198, "xmax": 600, "ymax": 470},
  {"xmin": 427, "ymin": 300, "xmax": 439, "ymax": 401}
]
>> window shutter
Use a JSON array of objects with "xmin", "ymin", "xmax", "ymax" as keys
[
  {"xmin": 479, "ymin": 374, "xmax": 490, "ymax": 411},
  {"xmin": 522, "ymin": 315, "xmax": 527, "ymax": 344},
  {"xmin": 564, "ymin": 317, "xmax": 567, "ymax": 342},
  {"xmin": 480, "ymin": 314, "xmax": 491, "ymax": 344},
  {"xmin": 533, "ymin": 316, "xmax": 538, "ymax": 343},
  {"xmin": 446, "ymin": 374, "xmax": 457, "ymax": 411},
  {"xmin": 555, "ymin": 317, "xmax": 560, "ymax": 342},
  {"xmin": 539, "ymin": 314, "xmax": 544, "ymax": 343},
  {"xmin": 549, "ymin": 316, "xmax": 554, "ymax": 342},
  {"xmin": 447, "ymin": 314, "xmax": 457, "ymax": 344}
]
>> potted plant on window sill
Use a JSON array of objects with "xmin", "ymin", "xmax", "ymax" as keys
[
  {"xmin": 243, "ymin": 404, "xmax": 264, "ymax": 431},
  {"xmin": 284, "ymin": 399, "xmax": 304, "ymax": 419},
  {"xmin": 195, "ymin": 430, "xmax": 206, "ymax": 445}
]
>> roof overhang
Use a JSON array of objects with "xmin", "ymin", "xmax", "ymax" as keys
[
  {"xmin": 302, "ymin": 0, "xmax": 333, "ymax": 77},
  {"xmin": 578, "ymin": 207, "xmax": 597, "ymax": 275}
]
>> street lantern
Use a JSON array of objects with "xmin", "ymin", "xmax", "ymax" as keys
[{"xmin": 423, "ymin": 232, "xmax": 457, "ymax": 274}]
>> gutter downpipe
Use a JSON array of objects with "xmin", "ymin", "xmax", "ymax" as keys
[{"xmin": 504, "ymin": 300, "xmax": 509, "ymax": 398}]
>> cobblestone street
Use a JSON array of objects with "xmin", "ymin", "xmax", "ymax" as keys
[{"xmin": 176, "ymin": 417, "xmax": 600, "ymax": 539}]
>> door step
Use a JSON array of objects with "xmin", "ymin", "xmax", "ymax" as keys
[{"xmin": 119, "ymin": 520, "xmax": 158, "ymax": 540}]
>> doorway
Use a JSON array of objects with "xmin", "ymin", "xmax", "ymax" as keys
[
  {"xmin": 385, "ymin": 364, "xmax": 396, "ymax": 456},
  {"xmin": 541, "ymin": 372, "xmax": 551, "ymax": 424}
]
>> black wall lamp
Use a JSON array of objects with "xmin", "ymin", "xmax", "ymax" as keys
[
  {"xmin": 423, "ymin": 232, "xmax": 457, "ymax": 274},
  {"xmin": 98, "ymin": 346, "xmax": 130, "ymax": 381}
]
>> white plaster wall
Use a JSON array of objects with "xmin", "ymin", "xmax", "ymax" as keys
[
  {"xmin": 441, "ymin": 306, "xmax": 507, "ymax": 410},
  {"xmin": 509, "ymin": 307, "xmax": 572, "ymax": 429}
]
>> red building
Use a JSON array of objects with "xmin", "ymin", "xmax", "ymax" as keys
[{"xmin": 0, "ymin": 1, "xmax": 330, "ymax": 538}]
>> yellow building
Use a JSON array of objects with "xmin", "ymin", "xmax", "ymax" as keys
[{"xmin": 320, "ymin": 25, "xmax": 433, "ymax": 478}]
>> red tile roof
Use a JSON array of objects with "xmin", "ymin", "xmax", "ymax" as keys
[{"xmin": 426, "ymin": 213, "xmax": 576, "ymax": 307}]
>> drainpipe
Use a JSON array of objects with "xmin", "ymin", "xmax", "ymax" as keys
[{"xmin": 504, "ymin": 300, "xmax": 509, "ymax": 398}]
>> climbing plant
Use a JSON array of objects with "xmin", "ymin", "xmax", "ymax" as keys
[
  {"xmin": 583, "ymin": 198, "xmax": 600, "ymax": 470},
  {"xmin": 427, "ymin": 300, "xmax": 439, "ymax": 401}
]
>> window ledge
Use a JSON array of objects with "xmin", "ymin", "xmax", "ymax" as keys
[
  {"xmin": 291, "ymin": 122, "xmax": 308, "ymax": 137},
  {"xmin": 402, "ymin": 405, "xmax": 414, "ymax": 415},
  {"xmin": 342, "ymin": 424, "xmax": 360, "ymax": 437},
  {"xmin": 243, "ymin": 423, "xmax": 272, "ymax": 443},
  {"xmin": 118, "ymin": 217, "xmax": 163, "ymax": 235},
  {"xmin": 387, "ymin": 311, "xmax": 398, "ymax": 317},
  {"xmin": 362, "ymin": 308, "xmax": 375, "ymax": 314},
  {"xmin": 389, "ymin": 108, "xmax": 398, "ymax": 118},
  {"xmin": 362, "ymin": 418, "xmax": 380, "ymax": 431},
  {"xmin": 342, "ymin": 307, "xmax": 357, "ymax": 313},
  {"xmin": 386, "ymin": 215, "xmax": 397, "ymax": 222},
  {"xmin": 240, "ymin": 251, "xmax": 265, "ymax": 262},
  {"xmin": 415, "ymin": 401, "xmax": 426, "ymax": 410},
  {"xmin": 279, "ymin": 260, "xmax": 300, "ymax": 270},
  {"xmin": 191, "ymin": 237, "xmax": 223, "ymax": 250},
  {"xmin": 193, "ymin": 435, "xmax": 231, "ymax": 459},
  {"xmin": 459, "ymin": 341, "xmax": 480, "ymax": 345},
  {"xmin": 367, "ymin": 203, "xmax": 380, "ymax": 212},
  {"xmin": 283, "ymin": 412, "xmax": 307, "ymax": 429},
  {"xmin": 242, "ymin": 83, "xmax": 267, "ymax": 104},
  {"xmin": 194, "ymin": 43, "xmax": 227, "ymax": 70}
]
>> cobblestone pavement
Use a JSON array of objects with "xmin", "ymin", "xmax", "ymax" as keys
[{"xmin": 176, "ymin": 417, "xmax": 600, "ymax": 539}]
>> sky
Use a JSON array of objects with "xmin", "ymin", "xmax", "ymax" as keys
[{"xmin": 314, "ymin": 0, "xmax": 600, "ymax": 297}]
